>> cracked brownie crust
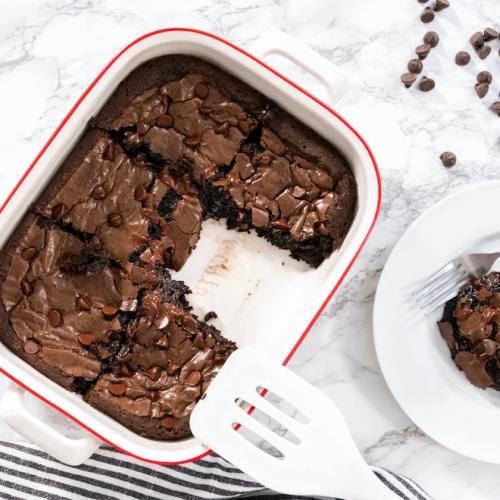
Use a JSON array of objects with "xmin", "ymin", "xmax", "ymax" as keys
[{"xmin": 0, "ymin": 55, "xmax": 356, "ymax": 440}]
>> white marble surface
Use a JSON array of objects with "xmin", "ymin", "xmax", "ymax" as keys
[{"xmin": 1, "ymin": 0, "xmax": 500, "ymax": 498}]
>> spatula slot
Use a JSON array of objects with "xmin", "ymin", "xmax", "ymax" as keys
[
  {"xmin": 231, "ymin": 422, "xmax": 285, "ymax": 459},
  {"xmin": 256, "ymin": 386, "xmax": 310, "ymax": 424}
]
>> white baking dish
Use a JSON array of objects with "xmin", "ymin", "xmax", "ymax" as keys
[{"xmin": 0, "ymin": 29, "xmax": 380, "ymax": 465}]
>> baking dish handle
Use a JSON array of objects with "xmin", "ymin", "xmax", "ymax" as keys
[
  {"xmin": 249, "ymin": 30, "xmax": 348, "ymax": 109},
  {"xmin": 0, "ymin": 382, "xmax": 102, "ymax": 466}
]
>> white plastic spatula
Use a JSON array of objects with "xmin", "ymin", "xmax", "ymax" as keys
[{"xmin": 190, "ymin": 347, "xmax": 400, "ymax": 500}]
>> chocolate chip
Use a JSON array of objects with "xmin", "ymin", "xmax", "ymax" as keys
[
  {"xmin": 161, "ymin": 416, "xmax": 178, "ymax": 430},
  {"xmin": 47, "ymin": 309, "xmax": 61, "ymax": 327},
  {"xmin": 194, "ymin": 83, "xmax": 209, "ymax": 99},
  {"xmin": 102, "ymin": 305, "xmax": 118, "ymax": 319},
  {"xmin": 109, "ymin": 383, "xmax": 126, "ymax": 396},
  {"xmin": 484, "ymin": 28, "xmax": 498, "ymax": 41},
  {"xmin": 20, "ymin": 279, "xmax": 32, "ymax": 296},
  {"xmin": 75, "ymin": 296, "xmax": 92, "ymax": 311},
  {"xmin": 492, "ymin": 102, "xmax": 500, "ymax": 116},
  {"xmin": 78, "ymin": 333, "xmax": 95, "ymax": 346},
  {"xmin": 120, "ymin": 363, "xmax": 133, "ymax": 377},
  {"xmin": 292, "ymin": 186, "xmax": 306, "ymax": 198},
  {"xmin": 183, "ymin": 136, "xmax": 200, "ymax": 147},
  {"xmin": 23, "ymin": 338, "xmax": 40, "ymax": 354},
  {"xmin": 418, "ymin": 76, "xmax": 435, "ymax": 92},
  {"xmin": 103, "ymin": 142, "xmax": 115, "ymax": 161},
  {"xmin": 423, "ymin": 31, "xmax": 439, "ymax": 47},
  {"xmin": 475, "ymin": 82, "xmax": 489, "ymax": 98},
  {"xmin": 205, "ymin": 335, "xmax": 215, "ymax": 347},
  {"xmin": 185, "ymin": 370, "xmax": 202, "ymax": 386},
  {"xmin": 214, "ymin": 121, "xmax": 229, "ymax": 136},
  {"xmin": 204, "ymin": 311, "xmax": 217, "ymax": 321},
  {"xmin": 455, "ymin": 51, "xmax": 471, "ymax": 66},
  {"xmin": 477, "ymin": 71, "xmax": 492, "ymax": 84},
  {"xmin": 167, "ymin": 363, "xmax": 181, "ymax": 375},
  {"xmin": 134, "ymin": 185, "xmax": 148, "ymax": 202},
  {"xmin": 420, "ymin": 7, "xmax": 435, "ymax": 23},
  {"xmin": 155, "ymin": 335, "xmax": 169, "ymax": 349},
  {"xmin": 214, "ymin": 353, "xmax": 225, "ymax": 363},
  {"xmin": 401, "ymin": 73, "xmax": 417, "ymax": 88},
  {"xmin": 433, "ymin": 0, "xmax": 449, "ymax": 11},
  {"xmin": 156, "ymin": 115, "xmax": 173, "ymax": 129},
  {"xmin": 271, "ymin": 219, "xmax": 289, "ymax": 231},
  {"xmin": 107, "ymin": 213, "xmax": 123, "ymax": 227},
  {"xmin": 51, "ymin": 203, "xmax": 66, "ymax": 220},
  {"xmin": 416, "ymin": 43, "xmax": 432, "ymax": 60},
  {"xmin": 407, "ymin": 59, "xmax": 423, "ymax": 74},
  {"xmin": 193, "ymin": 332, "xmax": 205, "ymax": 349},
  {"xmin": 199, "ymin": 105, "xmax": 212, "ymax": 115},
  {"xmin": 478, "ymin": 45, "xmax": 491, "ymax": 60},
  {"xmin": 470, "ymin": 31, "xmax": 485, "ymax": 48},
  {"xmin": 440, "ymin": 151, "xmax": 456, "ymax": 168},
  {"xmin": 237, "ymin": 120, "xmax": 250, "ymax": 135},
  {"xmin": 21, "ymin": 247, "xmax": 37, "ymax": 261},
  {"xmin": 91, "ymin": 185, "xmax": 107, "ymax": 200},
  {"xmin": 146, "ymin": 366, "xmax": 162, "ymax": 381},
  {"xmin": 137, "ymin": 122, "xmax": 149, "ymax": 136}
]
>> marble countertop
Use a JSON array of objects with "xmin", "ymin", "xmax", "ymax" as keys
[{"xmin": 1, "ymin": 0, "xmax": 500, "ymax": 498}]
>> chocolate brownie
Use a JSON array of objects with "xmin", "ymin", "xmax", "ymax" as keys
[
  {"xmin": 0, "ymin": 55, "xmax": 356, "ymax": 440},
  {"xmin": 438, "ymin": 273, "xmax": 500, "ymax": 390}
]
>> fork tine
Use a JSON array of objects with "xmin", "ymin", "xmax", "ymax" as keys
[
  {"xmin": 420, "ymin": 272, "xmax": 467, "ymax": 311},
  {"xmin": 424, "ymin": 285, "xmax": 468, "ymax": 316},
  {"xmin": 413, "ymin": 261, "xmax": 458, "ymax": 296},
  {"xmin": 415, "ymin": 265, "xmax": 464, "ymax": 303}
]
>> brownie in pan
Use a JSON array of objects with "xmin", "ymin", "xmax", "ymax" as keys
[{"xmin": 0, "ymin": 55, "xmax": 356, "ymax": 440}]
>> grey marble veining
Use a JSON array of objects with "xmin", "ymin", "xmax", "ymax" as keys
[{"xmin": 1, "ymin": 0, "xmax": 500, "ymax": 498}]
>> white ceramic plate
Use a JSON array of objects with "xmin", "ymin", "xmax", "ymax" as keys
[{"xmin": 374, "ymin": 180, "xmax": 500, "ymax": 464}]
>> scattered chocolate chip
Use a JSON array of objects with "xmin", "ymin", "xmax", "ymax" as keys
[
  {"xmin": 185, "ymin": 370, "xmax": 202, "ymax": 386},
  {"xmin": 205, "ymin": 335, "xmax": 215, "ymax": 348},
  {"xmin": 91, "ymin": 185, "xmax": 107, "ymax": 200},
  {"xmin": 21, "ymin": 247, "xmax": 37, "ymax": 261},
  {"xmin": 440, "ymin": 151, "xmax": 456, "ymax": 168},
  {"xmin": 423, "ymin": 31, "xmax": 439, "ymax": 47},
  {"xmin": 146, "ymin": 366, "xmax": 162, "ymax": 381},
  {"xmin": 51, "ymin": 203, "xmax": 66, "ymax": 220},
  {"xmin": 271, "ymin": 219, "xmax": 289, "ymax": 231},
  {"xmin": 455, "ymin": 51, "xmax": 471, "ymax": 66},
  {"xmin": 407, "ymin": 59, "xmax": 423, "ymax": 74},
  {"xmin": 214, "ymin": 121, "xmax": 230, "ymax": 136},
  {"xmin": 478, "ymin": 45, "xmax": 492, "ymax": 60},
  {"xmin": 204, "ymin": 311, "xmax": 217, "ymax": 321},
  {"xmin": 134, "ymin": 185, "xmax": 148, "ymax": 202},
  {"xmin": 107, "ymin": 213, "xmax": 122, "ymax": 228},
  {"xmin": 23, "ymin": 338, "xmax": 40, "ymax": 354},
  {"xmin": 199, "ymin": 105, "xmax": 212, "ymax": 115},
  {"xmin": 292, "ymin": 186, "xmax": 306, "ymax": 198},
  {"xmin": 161, "ymin": 416, "xmax": 178, "ymax": 430},
  {"xmin": 103, "ymin": 142, "xmax": 115, "ymax": 161},
  {"xmin": 167, "ymin": 363, "xmax": 181, "ymax": 376},
  {"xmin": 492, "ymin": 102, "xmax": 500, "ymax": 116},
  {"xmin": 155, "ymin": 335, "xmax": 169, "ymax": 349},
  {"xmin": 193, "ymin": 83, "xmax": 209, "ymax": 99},
  {"xmin": 75, "ymin": 296, "xmax": 92, "ymax": 312},
  {"xmin": 136, "ymin": 122, "xmax": 149, "ymax": 136},
  {"xmin": 78, "ymin": 333, "xmax": 95, "ymax": 346},
  {"xmin": 183, "ymin": 136, "xmax": 200, "ymax": 147},
  {"xmin": 419, "ymin": 76, "xmax": 435, "ymax": 92},
  {"xmin": 237, "ymin": 120, "xmax": 250, "ymax": 135},
  {"xmin": 102, "ymin": 305, "xmax": 118, "ymax": 319},
  {"xmin": 401, "ymin": 73, "xmax": 417, "ymax": 88},
  {"xmin": 477, "ymin": 71, "xmax": 492, "ymax": 84},
  {"xmin": 484, "ymin": 28, "xmax": 498, "ymax": 41},
  {"xmin": 156, "ymin": 115, "xmax": 173, "ymax": 129},
  {"xmin": 214, "ymin": 353, "xmax": 226, "ymax": 363},
  {"xmin": 433, "ymin": 0, "xmax": 449, "ymax": 11},
  {"xmin": 47, "ymin": 309, "xmax": 61, "ymax": 327},
  {"xmin": 193, "ymin": 332, "xmax": 206, "ymax": 349},
  {"xmin": 416, "ymin": 43, "xmax": 432, "ymax": 60},
  {"xmin": 475, "ymin": 82, "xmax": 489, "ymax": 98},
  {"xmin": 470, "ymin": 31, "xmax": 485, "ymax": 48},
  {"xmin": 109, "ymin": 383, "xmax": 126, "ymax": 396},
  {"xmin": 420, "ymin": 7, "xmax": 435, "ymax": 23},
  {"xmin": 20, "ymin": 279, "xmax": 32, "ymax": 296}
]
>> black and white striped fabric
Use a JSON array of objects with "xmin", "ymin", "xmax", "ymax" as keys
[{"xmin": 0, "ymin": 441, "xmax": 433, "ymax": 500}]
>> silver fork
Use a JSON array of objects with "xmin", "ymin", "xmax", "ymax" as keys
[{"xmin": 413, "ymin": 251, "xmax": 500, "ymax": 315}]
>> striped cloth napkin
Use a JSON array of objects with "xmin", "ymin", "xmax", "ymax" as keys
[{"xmin": 0, "ymin": 441, "xmax": 433, "ymax": 500}]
